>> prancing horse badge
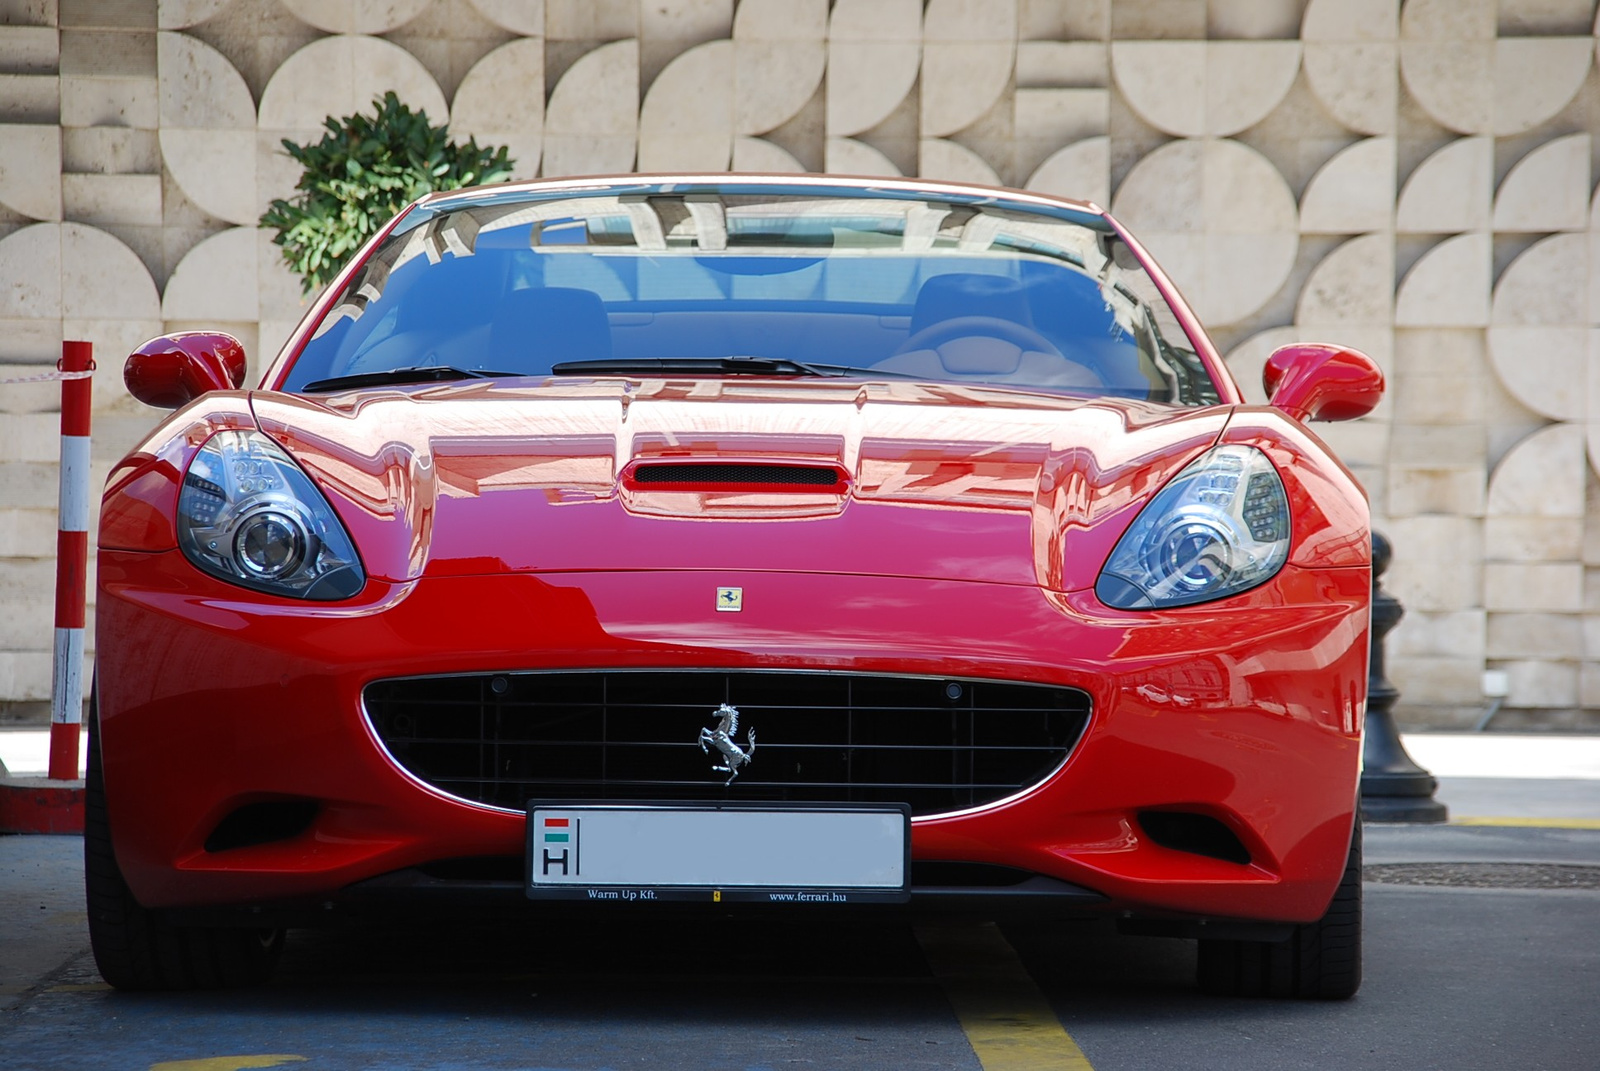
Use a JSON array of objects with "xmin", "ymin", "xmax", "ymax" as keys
[{"xmin": 716, "ymin": 586, "xmax": 743, "ymax": 611}]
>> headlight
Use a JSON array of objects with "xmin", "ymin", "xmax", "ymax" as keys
[
  {"xmin": 177, "ymin": 430, "xmax": 365, "ymax": 599},
  {"xmin": 1095, "ymin": 444, "xmax": 1290, "ymax": 610}
]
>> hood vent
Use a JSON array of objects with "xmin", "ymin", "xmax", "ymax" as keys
[{"xmin": 628, "ymin": 462, "xmax": 845, "ymax": 490}]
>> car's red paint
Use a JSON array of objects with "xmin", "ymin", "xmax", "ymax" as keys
[
  {"xmin": 124, "ymin": 332, "xmax": 249, "ymax": 409},
  {"xmin": 98, "ymin": 547, "xmax": 1364, "ymax": 922},
  {"xmin": 96, "ymin": 175, "xmax": 1376, "ymax": 939},
  {"xmin": 1264, "ymin": 343, "xmax": 1385, "ymax": 423}
]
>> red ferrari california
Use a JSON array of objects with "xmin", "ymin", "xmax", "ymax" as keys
[{"xmin": 90, "ymin": 175, "xmax": 1381, "ymax": 997}]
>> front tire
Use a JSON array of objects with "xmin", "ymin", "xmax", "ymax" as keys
[
  {"xmin": 1195, "ymin": 818, "xmax": 1362, "ymax": 999},
  {"xmin": 84, "ymin": 693, "xmax": 285, "ymax": 990}
]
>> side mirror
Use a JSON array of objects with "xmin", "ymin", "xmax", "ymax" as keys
[
  {"xmin": 125, "ymin": 332, "xmax": 248, "ymax": 409},
  {"xmin": 1262, "ymin": 343, "xmax": 1383, "ymax": 423}
]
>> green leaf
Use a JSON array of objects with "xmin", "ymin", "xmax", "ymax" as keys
[{"xmin": 257, "ymin": 92, "xmax": 516, "ymax": 295}]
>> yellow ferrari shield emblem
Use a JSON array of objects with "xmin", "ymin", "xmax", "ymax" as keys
[{"xmin": 716, "ymin": 587, "xmax": 743, "ymax": 612}]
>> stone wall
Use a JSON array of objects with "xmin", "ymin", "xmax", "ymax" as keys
[{"xmin": 2, "ymin": 0, "xmax": 1599, "ymax": 727}]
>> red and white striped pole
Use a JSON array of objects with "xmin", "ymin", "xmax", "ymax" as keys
[{"xmin": 49, "ymin": 340, "xmax": 93, "ymax": 781}]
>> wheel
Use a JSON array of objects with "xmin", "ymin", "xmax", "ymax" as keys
[
  {"xmin": 1196, "ymin": 818, "xmax": 1362, "ymax": 999},
  {"xmin": 84, "ymin": 690, "xmax": 285, "ymax": 990}
]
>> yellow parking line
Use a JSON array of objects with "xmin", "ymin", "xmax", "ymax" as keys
[
  {"xmin": 1452, "ymin": 817, "xmax": 1600, "ymax": 830},
  {"xmin": 915, "ymin": 921, "xmax": 1094, "ymax": 1071}
]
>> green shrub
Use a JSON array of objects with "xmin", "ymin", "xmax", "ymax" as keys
[{"xmin": 260, "ymin": 91, "xmax": 514, "ymax": 294}]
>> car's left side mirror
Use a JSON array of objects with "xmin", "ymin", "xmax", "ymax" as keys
[
  {"xmin": 125, "ymin": 332, "xmax": 249, "ymax": 409},
  {"xmin": 1262, "ymin": 343, "xmax": 1383, "ymax": 423}
]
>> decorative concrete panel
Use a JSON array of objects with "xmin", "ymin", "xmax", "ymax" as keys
[
  {"xmin": 258, "ymin": 35, "xmax": 447, "ymax": 132},
  {"xmin": 1111, "ymin": 138, "xmax": 1298, "ymax": 326},
  {"xmin": 1395, "ymin": 233, "xmax": 1491, "ymax": 328},
  {"xmin": 921, "ymin": 0, "xmax": 1015, "ymax": 139},
  {"xmin": 1301, "ymin": 0, "xmax": 1398, "ymax": 136},
  {"xmin": 157, "ymin": 1, "xmax": 239, "ymax": 30},
  {"xmin": 0, "ymin": 124, "xmax": 62, "ymax": 221},
  {"xmin": 1395, "ymin": 136, "xmax": 1492, "ymax": 235},
  {"xmin": 543, "ymin": 38, "xmax": 637, "ymax": 177},
  {"xmin": 1487, "ymin": 613, "xmax": 1583, "ymax": 661},
  {"xmin": 1390, "ymin": 609, "xmax": 1486, "ymax": 662},
  {"xmin": 1386, "ymin": 515, "xmax": 1483, "ymax": 613},
  {"xmin": 825, "ymin": 0, "xmax": 921, "ymax": 138},
  {"xmin": 1487, "ymin": 234, "xmax": 1588, "ymax": 423},
  {"xmin": 452, "ymin": 38, "xmax": 545, "ymax": 181},
  {"xmin": 731, "ymin": 136, "xmax": 803, "ymax": 173},
  {"xmin": 1400, "ymin": 0, "xmax": 1593, "ymax": 136},
  {"xmin": 1299, "ymin": 137, "xmax": 1394, "ymax": 234},
  {"xmin": 1112, "ymin": 40, "xmax": 1300, "ymax": 138},
  {"xmin": 732, "ymin": 0, "xmax": 825, "ymax": 138},
  {"xmin": 638, "ymin": 39, "xmax": 733, "ymax": 172},
  {"xmin": 1025, "ymin": 135, "xmax": 1109, "ymax": 208},
  {"xmin": 1296, "ymin": 233, "xmax": 1393, "ymax": 326},
  {"xmin": 1, "ymin": 4, "xmax": 1599, "ymax": 724},
  {"xmin": 466, "ymin": 0, "xmax": 544, "ymax": 37},
  {"xmin": 1493, "ymin": 133, "xmax": 1590, "ymax": 233},
  {"xmin": 824, "ymin": 137, "xmax": 900, "ymax": 177},
  {"xmin": 161, "ymin": 225, "xmax": 255, "ymax": 322},
  {"xmin": 278, "ymin": 0, "xmax": 434, "ymax": 37},
  {"xmin": 919, "ymin": 138, "xmax": 1001, "ymax": 186}
]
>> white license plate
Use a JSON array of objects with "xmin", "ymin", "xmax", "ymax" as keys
[{"xmin": 526, "ymin": 803, "xmax": 910, "ymax": 903}]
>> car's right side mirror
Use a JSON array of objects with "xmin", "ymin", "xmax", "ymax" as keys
[
  {"xmin": 1262, "ymin": 343, "xmax": 1384, "ymax": 423},
  {"xmin": 125, "ymin": 332, "xmax": 248, "ymax": 409}
]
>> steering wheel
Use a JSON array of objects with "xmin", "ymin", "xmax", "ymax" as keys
[
  {"xmin": 890, "ymin": 316, "xmax": 1106, "ymax": 385},
  {"xmin": 895, "ymin": 316, "xmax": 1057, "ymax": 356}
]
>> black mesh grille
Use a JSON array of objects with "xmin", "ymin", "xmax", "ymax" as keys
[
  {"xmin": 364, "ymin": 671, "xmax": 1089, "ymax": 817},
  {"xmin": 632, "ymin": 463, "xmax": 841, "ymax": 487}
]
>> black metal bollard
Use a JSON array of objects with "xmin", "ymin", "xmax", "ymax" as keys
[{"xmin": 1360, "ymin": 531, "xmax": 1448, "ymax": 823}]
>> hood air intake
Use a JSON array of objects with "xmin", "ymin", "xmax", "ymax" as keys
[{"xmin": 629, "ymin": 463, "xmax": 844, "ymax": 490}]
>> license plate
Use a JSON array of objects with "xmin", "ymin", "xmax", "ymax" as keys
[{"xmin": 526, "ymin": 802, "xmax": 910, "ymax": 904}]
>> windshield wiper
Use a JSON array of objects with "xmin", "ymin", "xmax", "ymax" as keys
[
  {"xmin": 551, "ymin": 356, "xmax": 836, "ymax": 377},
  {"xmin": 300, "ymin": 366, "xmax": 523, "ymax": 393},
  {"xmin": 550, "ymin": 356, "xmax": 947, "ymax": 381}
]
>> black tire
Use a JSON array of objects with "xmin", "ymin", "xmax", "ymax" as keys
[
  {"xmin": 84, "ymin": 692, "xmax": 285, "ymax": 990},
  {"xmin": 1195, "ymin": 817, "xmax": 1362, "ymax": 999}
]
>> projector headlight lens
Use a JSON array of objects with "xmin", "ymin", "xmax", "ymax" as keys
[
  {"xmin": 177, "ymin": 430, "xmax": 364, "ymax": 600},
  {"xmin": 1096, "ymin": 444, "xmax": 1290, "ymax": 610}
]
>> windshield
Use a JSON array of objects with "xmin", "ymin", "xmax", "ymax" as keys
[{"xmin": 282, "ymin": 187, "xmax": 1220, "ymax": 405}]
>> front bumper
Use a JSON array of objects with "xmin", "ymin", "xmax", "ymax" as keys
[{"xmin": 96, "ymin": 548, "xmax": 1368, "ymax": 925}]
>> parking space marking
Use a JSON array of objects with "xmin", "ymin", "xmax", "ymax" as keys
[
  {"xmin": 149, "ymin": 1058, "xmax": 306, "ymax": 1071},
  {"xmin": 915, "ymin": 921, "xmax": 1094, "ymax": 1071},
  {"xmin": 1452, "ymin": 817, "xmax": 1600, "ymax": 830}
]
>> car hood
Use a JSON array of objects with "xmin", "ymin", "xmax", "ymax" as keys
[{"xmin": 251, "ymin": 378, "xmax": 1230, "ymax": 590}]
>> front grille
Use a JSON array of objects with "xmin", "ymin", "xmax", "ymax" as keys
[
  {"xmin": 364, "ymin": 671, "xmax": 1090, "ymax": 817},
  {"xmin": 630, "ymin": 463, "xmax": 842, "ymax": 488}
]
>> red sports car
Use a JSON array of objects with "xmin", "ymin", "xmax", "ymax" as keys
[{"xmin": 90, "ymin": 175, "xmax": 1381, "ymax": 997}]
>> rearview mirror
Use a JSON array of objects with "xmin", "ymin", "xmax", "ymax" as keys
[
  {"xmin": 125, "ymin": 332, "xmax": 248, "ymax": 409},
  {"xmin": 1263, "ymin": 343, "xmax": 1383, "ymax": 423}
]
